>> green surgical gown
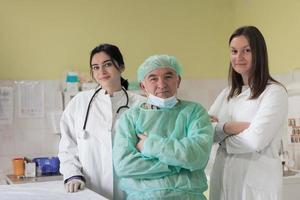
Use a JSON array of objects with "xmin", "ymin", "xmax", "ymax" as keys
[{"xmin": 113, "ymin": 100, "xmax": 213, "ymax": 200}]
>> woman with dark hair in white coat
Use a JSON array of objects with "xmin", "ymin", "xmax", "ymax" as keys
[
  {"xmin": 209, "ymin": 26, "xmax": 288, "ymax": 200},
  {"xmin": 58, "ymin": 43, "xmax": 145, "ymax": 200}
]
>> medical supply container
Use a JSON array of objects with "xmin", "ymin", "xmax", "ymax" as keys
[
  {"xmin": 33, "ymin": 157, "xmax": 60, "ymax": 176},
  {"xmin": 65, "ymin": 72, "xmax": 79, "ymax": 92}
]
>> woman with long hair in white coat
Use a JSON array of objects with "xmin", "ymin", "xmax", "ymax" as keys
[
  {"xmin": 209, "ymin": 26, "xmax": 288, "ymax": 200},
  {"xmin": 58, "ymin": 43, "xmax": 145, "ymax": 200}
]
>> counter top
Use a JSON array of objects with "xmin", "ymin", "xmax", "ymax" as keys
[
  {"xmin": 0, "ymin": 180, "xmax": 107, "ymax": 200},
  {"xmin": 283, "ymin": 173, "xmax": 300, "ymax": 200},
  {"xmin": 283, "ymin": 173, "xmax": 300, "ymax": 184}
]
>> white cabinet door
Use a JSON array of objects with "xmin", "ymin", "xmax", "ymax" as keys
[{"xmin": 283, "ymin": 175, "xmax": 300, "ymax": 200}]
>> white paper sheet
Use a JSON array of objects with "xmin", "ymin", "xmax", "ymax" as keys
[
  {"xmin": 16, "ymin": 81, "xmax": 44, "ymax": 118},
  {"xmin": 0, "ymin": 87, "xmax": 14, "ymax": 125},
  {"xmin": 0, "ymin": 181, "xmax": 107, "ymax": 200}
]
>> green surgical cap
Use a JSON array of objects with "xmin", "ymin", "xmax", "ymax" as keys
[{"xmin": 137, "ymin": 55, "xmax": 183, "ymax": 82}]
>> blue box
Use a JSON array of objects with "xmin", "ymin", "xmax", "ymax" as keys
[{"xmin": 33, "ymin": 157, "xmax": 60, "ymax": 176}]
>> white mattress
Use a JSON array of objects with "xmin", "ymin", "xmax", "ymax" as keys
[{"xmin": 0, "ymin": 180, "xmax": 107, "ymax": 200}]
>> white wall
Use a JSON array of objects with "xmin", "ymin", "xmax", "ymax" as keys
[
  {"xmin": 0, "ymin": 80, "xmax": 63, "ymax": 184},
  {"xmin": 178, "ymin": 79, "xmax": 227, "ymax": 109}
]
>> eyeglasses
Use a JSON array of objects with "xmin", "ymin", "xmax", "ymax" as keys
[{"xmin": 91, "ymin": 60, "xmax": 115, "ymax": 71}]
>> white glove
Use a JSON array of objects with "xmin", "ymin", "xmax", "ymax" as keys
[{"xmin": 65, "ymin": 179, "xmax": 85, "ymax": 193}]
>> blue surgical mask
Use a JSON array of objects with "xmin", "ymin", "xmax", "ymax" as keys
[{"xmin": 147, "ymin": 94, "xmax": 178, "ymax": 109}]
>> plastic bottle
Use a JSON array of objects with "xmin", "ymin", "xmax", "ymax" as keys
[{"xmin": 66, "ymin": 72, "xmax": 79, "ymax": 92}]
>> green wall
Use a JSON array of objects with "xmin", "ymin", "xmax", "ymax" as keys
[
  {"xmin": 1, "ymin": 0, "xmax": 296, "ymax": 81},
  {"xmin": 0, "ymin": 0, "xmax": 232, "ymax": 80},
  {"xmin": 232, "ymin": 0, "xmax": 300, "ymax": 75}
]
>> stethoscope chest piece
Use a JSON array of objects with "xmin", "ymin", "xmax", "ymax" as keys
[{"xmin": 79, "ymin": 129, "xmax": 88, "ymax": 139}]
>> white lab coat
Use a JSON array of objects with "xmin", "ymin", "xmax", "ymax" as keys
[
  {"xmin": 58, "ymin": 88, "xmax": 145, "ymax": 200},
  {"xmin": 208, "ymin": 83, "xmax": 288, "ymax": 200}
]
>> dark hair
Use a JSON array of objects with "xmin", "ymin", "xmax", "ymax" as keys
[
  {"xmin": 89, "ymin": 43, "xmax": 128, "ymax": 90},
  {"xmin": 227, "ymin": 26, "xmax": 280, "ymax": 100}
]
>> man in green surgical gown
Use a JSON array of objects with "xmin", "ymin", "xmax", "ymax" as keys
[{"xmin": 113, "ymin": 55, "xmax": 213, "ymax": 200}]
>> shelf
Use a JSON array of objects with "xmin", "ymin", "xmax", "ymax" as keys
[{"xmin": 5, "ymin": 174, "xmax": 63, "ymax": 185}]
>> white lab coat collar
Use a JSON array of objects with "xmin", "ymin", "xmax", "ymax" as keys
[
  {"xmin": 242, "ymin": 85, "xmax": 249, "ymax": 91},
  {"xmin": 235, "ymin": 85, "xmax": 251, "ymax": 99},
  {"xmin": 110, "ymin": 89, "xmax": 125, "ymax": 98},
  {"xmin": 99, "ymin": 88, "xmax": 124, "ymax": 97}
]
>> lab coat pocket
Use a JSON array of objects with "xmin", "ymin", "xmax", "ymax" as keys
[{"xmin": 245, "ymin": 155, "xmax": 282, "ymax": 192}]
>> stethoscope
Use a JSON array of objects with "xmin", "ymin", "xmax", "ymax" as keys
[{"xmin": 80, "ymin": 86, "xmax": 129, "ymax": 138}]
